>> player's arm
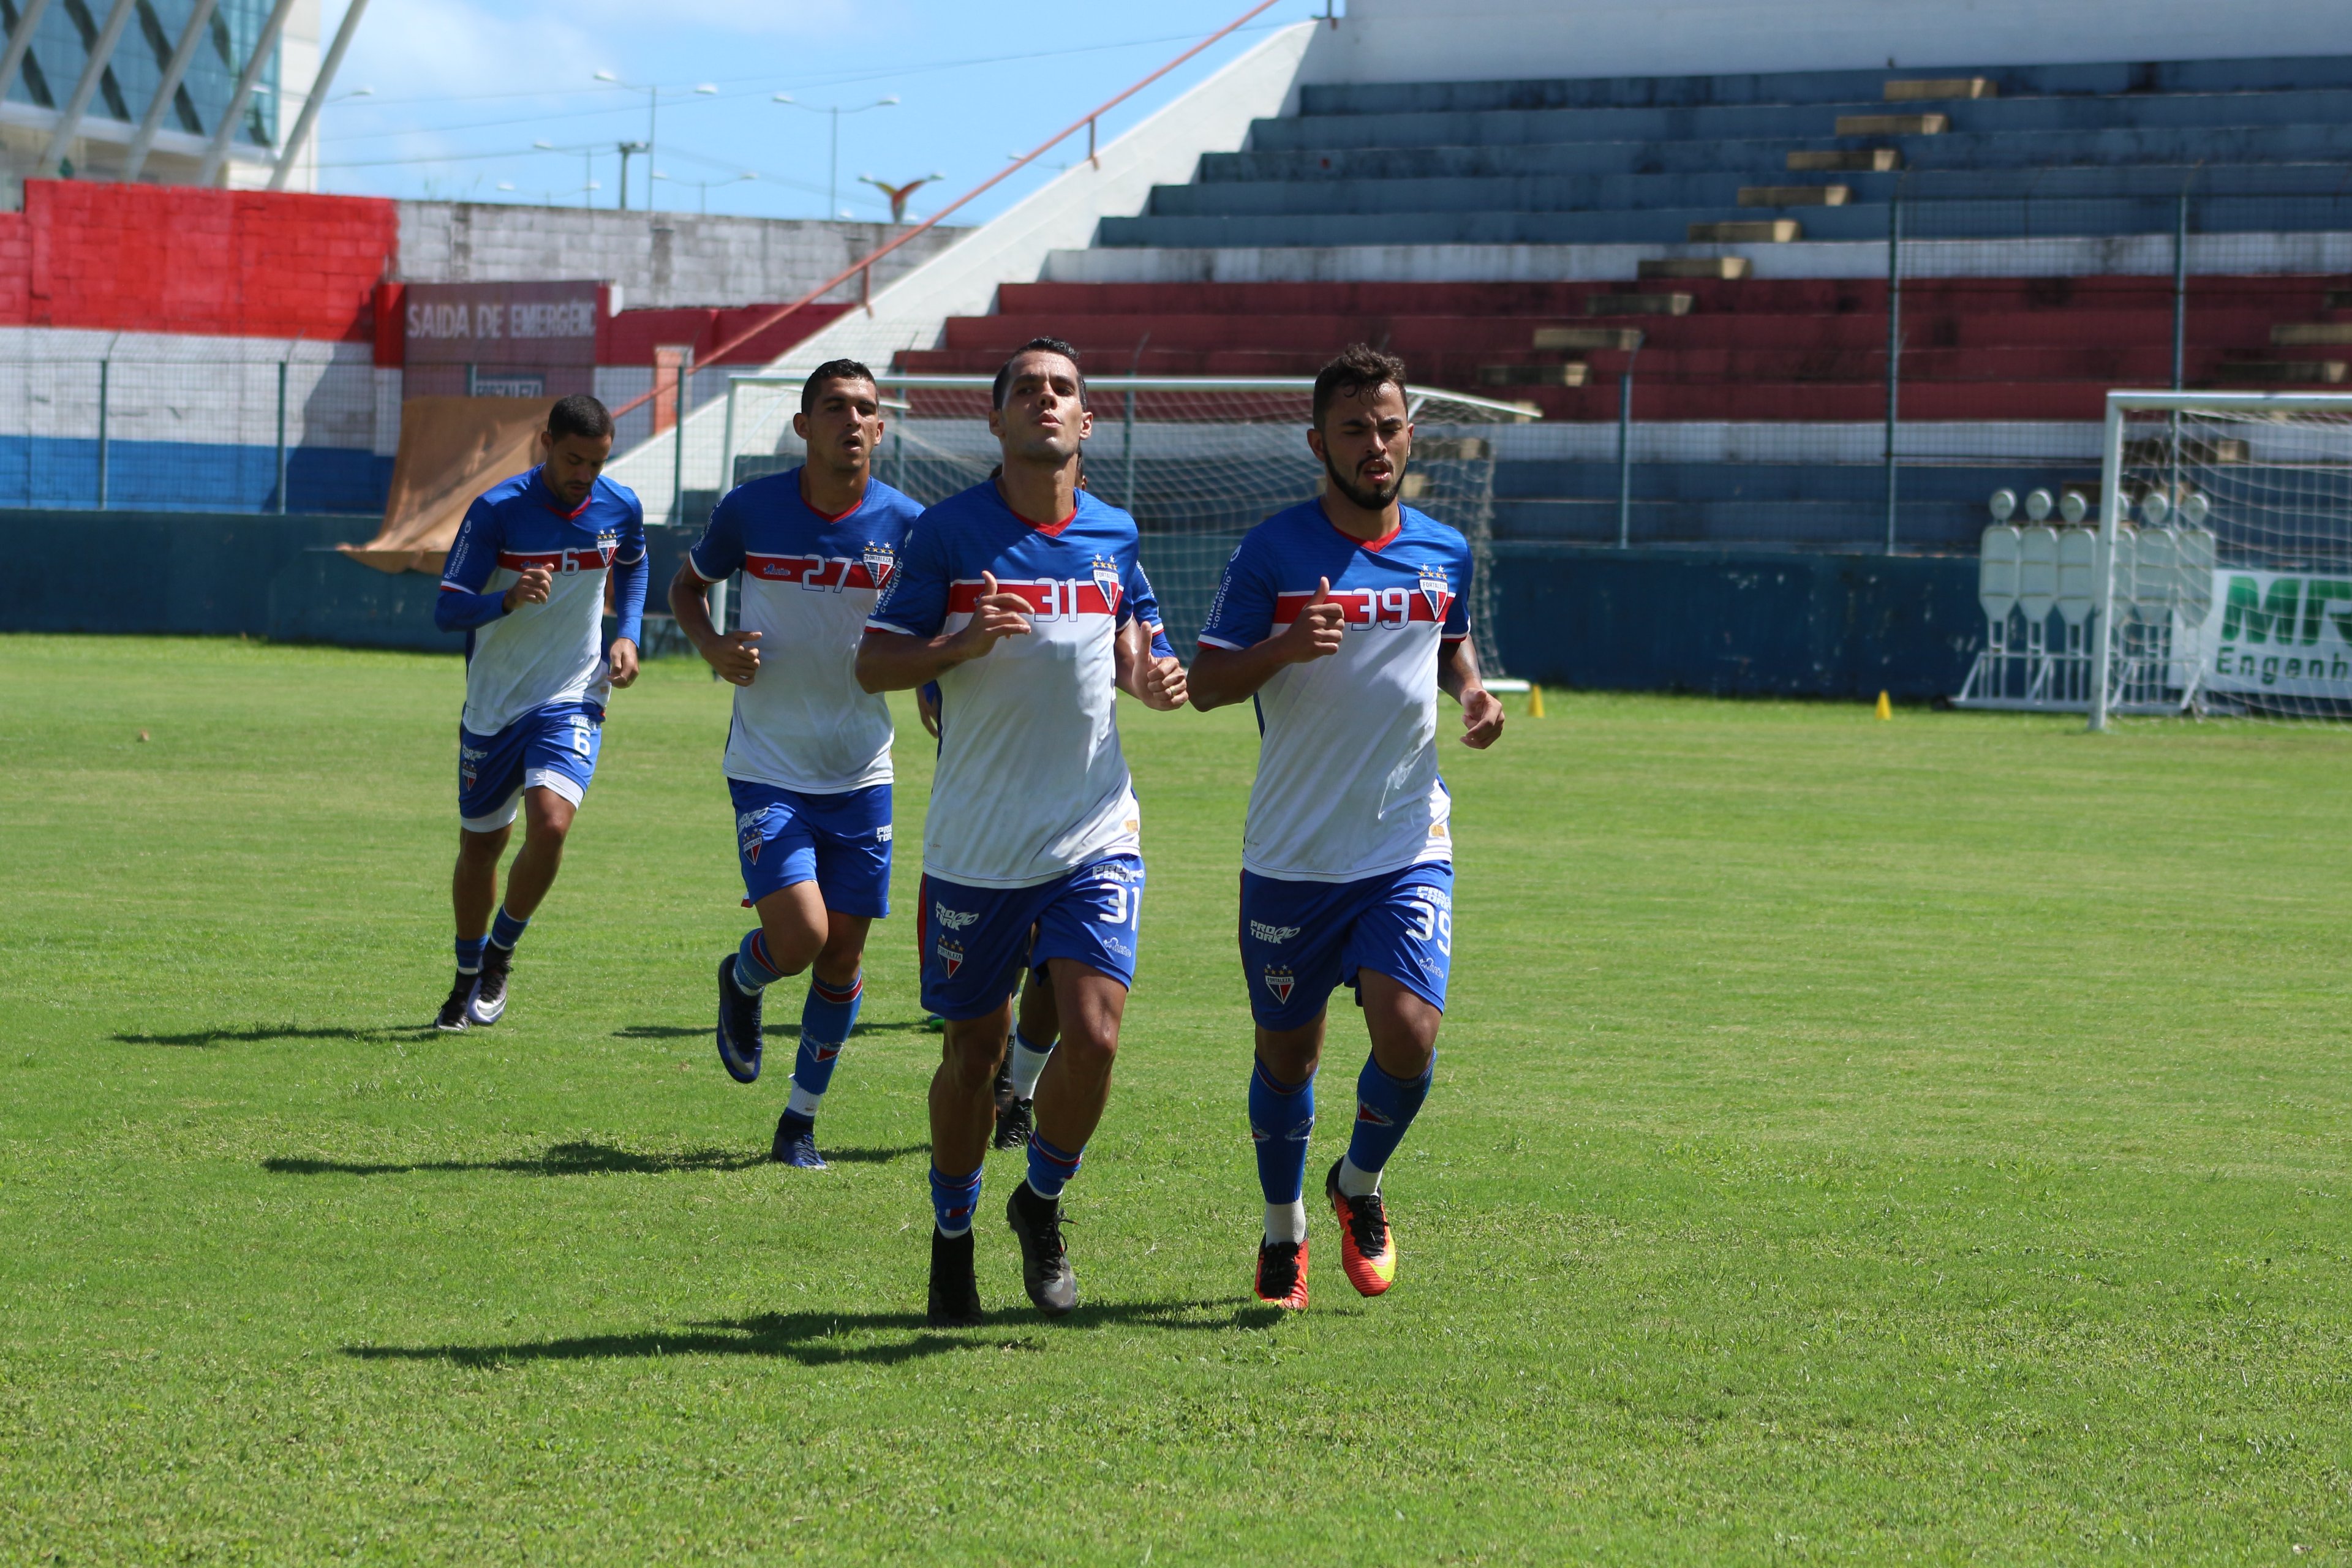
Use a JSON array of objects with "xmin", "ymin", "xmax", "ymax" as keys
[
  {"xmin": 606, "ymin": 508, "xmax": 648, "ymax": 688},
  {"xmin": 1114, "ymin": 616, "xmax": 1188, "ymax": 710},
  {"xmin": 433, "ymin": 502, "xmax": 546, "ymax": 631},
  {"xmin": 1188, "ymin": 575, "xmax": 1344, "ymax": 712},
  {"xmin": 1441, "ymin": 634, "xmax": 1505, "ymax": 748},
  {"xmin": 854, "ymin": 570, "xmax": 1032, "ymax": 692},
  {"xmin": 671, "ymin": 495, "xmax": 761, "ymax": 685}
]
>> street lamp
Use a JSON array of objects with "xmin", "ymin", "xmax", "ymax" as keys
[
  {"xmin": 654, "ymin": 170, "xmax": 759, "ymax": 215},
  {"xmin": 772, "ymin": 93, "xmax": 898, "ymax": 221}
]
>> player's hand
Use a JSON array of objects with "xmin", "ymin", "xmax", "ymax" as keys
[
  {"xmin": 608, "ymin": 638, "xmax": 641, "ymax": 689},
  {"xmin": 1139, "ymin": 654, "xmax": 1189, "ymax": 710},
  {"xmin": 951, "ymin": 570, "xmax": 1031, "ymax": 660},
  {"xmin": 502, "ymin": 565, "xmax": 554, "ymax": 612},
  {"xmin": 701, "ymin": 629, "xmax": 762, "ymax": 687},
  {"xmin": 1281, "ymin": 577, "xmax": 1346, "ymax": 663},
  {"xmin": 1460, "ymin": 685, "xmax": 1505, "ymax": 748}
]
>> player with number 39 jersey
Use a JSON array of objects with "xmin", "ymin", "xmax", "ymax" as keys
[{"xmin": 1192, "ymin": 345, "xmax": 1506, "ymax": 1313}]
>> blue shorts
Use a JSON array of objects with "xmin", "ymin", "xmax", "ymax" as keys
[
  {"xmin": 729, "ymin": 780, "xmax": 893, "ymax": 918},
  {"xmin": 458, "ymin": 702, "xmax": 602, "ymax": 831},
  {"xmin": 919, "ymin": 853, "xmax": 1145, "ymax": 1021},
  {"xmin": 1238, "ymin": 862, "xmax": 1453, "ymax": 1031}
]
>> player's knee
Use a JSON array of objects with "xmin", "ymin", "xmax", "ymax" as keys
[
  {"xmin": 456, "ymin": 829, "xmax": 507, "ymax": 865},
  {"xmin": 1054, "ymin": 1025, "xmax": 1118, "ymax": 1080},
  {"xmin": 941, "ymin": 1020, "xmax": 1006, "ymax": 1086}
]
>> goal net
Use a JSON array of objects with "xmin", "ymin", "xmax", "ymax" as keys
[
  {"xmin": 2095, "ymin": 393, "xmax": 2352, "ymax": 724},
  {"xmin": 710, "ymin": 374, "xmax": 1532, "ymax": 674}
]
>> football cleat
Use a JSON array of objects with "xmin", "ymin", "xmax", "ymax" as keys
[
  {"xmin": 1325, "ymin": 1158, "xmax": 1397, "ymax": 1297},
  {"xmin": 1254, "ymin": 1237, "xmax": 1310, "ymax": 1311},
  {"xmin": 715, "ymin": 955, "xmax": 763, "ymax": 1083},
  {"xmin": 771, "ymin": 1111, "xmax": 825, "ymax": 1169},
  {"xmin": 992, "ymin": 1095, "xmax": 1036, "ymax": 1152},
  {"xmin": 926, "ymin": 1228, "xmax": 984, "ymax": 1327},
  {"xmin": 434, "ymin": 973, "xmax": 477, "ymax": 1033},
  {"xmin": 466, "ymin": 944, "xmax": 511, "ymax": 1027},
  {"xmin": 1005, "ymin": 1183, "xmax": 1078, "ymax": 1318}
]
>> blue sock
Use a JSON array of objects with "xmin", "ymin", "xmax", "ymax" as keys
[
  {"xmin": 930, "ymin": 1163, "xmax": 983, "ymax": 1238},
  {"xmin": 1343, "ymin": 1053, "xmax": 1434, "ymax": 1182},
  {"xmin": 786, "ymin": 971, "xmax": 863, "ymax": 1119},
  {"xmin": 489, "ymin": 906, "xmax": 530, "ymax": 951},
  {"xmin": 1248, "ymin": 1059, "xmax": 1316, "ymax": 1205},
  {"xmin": 734, "ymin": 929, "xmax": 785, "ymax": 992},
  {"xmin": 1025, "ymin": 1132, "xmax": 1084, "ymax": 1201},
  {"xmin": 455, "ymin": 935, "xmax": 488, "ymax": 976}
]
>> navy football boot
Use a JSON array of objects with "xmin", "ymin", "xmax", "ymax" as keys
[
  {"xmin": 715, "ymin": 954, "xmax": 764, "ymax": 1083},
  {"xmin": 771, "ymin": 1110, "xmax": 826, "ymax": 1169},
  {"xmin": 434, "ymin": 972, "xmax": 477, "ymax": 1033}
]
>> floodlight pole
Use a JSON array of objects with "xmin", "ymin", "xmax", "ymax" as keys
[
  {"xmin": 1883, "ymin": 178, "xmax": 1904, "ymax": 556},
  {"xmin": 1615, "ymin": 334, "xmax": 1642, "ymax": 548}
]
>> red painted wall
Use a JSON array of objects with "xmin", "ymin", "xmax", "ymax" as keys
[{"xmin": 0, "ymin": 180, "xmax": 397, "ymax": 342}]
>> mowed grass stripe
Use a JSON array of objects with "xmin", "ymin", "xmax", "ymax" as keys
[{"xmin": 2, "ymin": 634, "xmax": 2348, "ymax": 1564}]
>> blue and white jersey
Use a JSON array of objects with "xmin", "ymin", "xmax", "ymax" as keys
[
  {"xmin": 688, "ymin": 469, "xmax": 923, "ymax": 794},
  {"xmin": 1199, "ymin": 499, "xmax": 1472, "ymax": 883},
  {"xmin": 439, "ymin": 467, "xmax": 647, "ymax": 736},
  {"xmin": 869, "ymin": 480, "xmax": 1161, "ymax": 889}
]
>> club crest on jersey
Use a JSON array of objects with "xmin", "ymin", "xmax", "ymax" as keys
[
  {"xmin": 935, "ymin": 937, "xmax": 965, "ymax": 978},
  {"xmin": 862, "ymin": 545, "xmax": 897, "ymax": 591},
  {"xmin": 1419, "ymin": 565, "xmax": 1452, "ymax": 620},
  {"xmin": 1091, "ymin": 554, "xmax": 1121, "ymax": 616},
  {"xmin": 1262, "ymin": 965, "xmax": 1295, "ymax": 1005}
]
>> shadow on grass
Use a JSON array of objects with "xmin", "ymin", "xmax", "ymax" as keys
[
  {"xmin": 263, "ymin": 1140, "xmax": 769, "ymax": 1178},
  {"xmin": 850, "ymin": 1018, "xmax": 944, "ymax": 1036},
  {"xmin": 116, "ymin": 1024, "xmax": 437, "ymax": 1048},
  {"xmin": 612, "ymin": 1025, "xmax": 704, "ymax": 1040},
  {"xmin": 344, "ymin": 1298, "xmax": 1279, "ymax": 1370}
]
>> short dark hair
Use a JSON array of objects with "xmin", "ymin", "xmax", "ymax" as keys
[
  {"xmin": 992, "ymin": 337, "xmax": 1087, "ymax": 410},
  {"xmin": 546, "ymin": 393, "xmax": 614, "ymax": 443},
  {"xmin": 802, "ymin": 358, "xmax": 878, "ymax": 412},
  {"xmin": 1312, "ymin": 344, "xmax": 1409, "ymax": 431}
]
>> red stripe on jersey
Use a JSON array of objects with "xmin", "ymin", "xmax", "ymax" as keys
[
  {"xmin": 497, "ymin": 547, "xmax": 614, "ymax": 575},
  {"xmin": 1270, "ymin": 586, "xmax": 1453, "ymax": 629},
  {"xmin": 742, "ymin": 552, "xmax": 893, "ymax": 590},
  {"xmin": 945, "ymin": 578, "xmax": 1120, "ymax": 616}
]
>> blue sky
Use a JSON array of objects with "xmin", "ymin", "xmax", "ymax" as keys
[{"xmin": 316, "ymin": 0, "xmax": 1316, "ymax": 224}]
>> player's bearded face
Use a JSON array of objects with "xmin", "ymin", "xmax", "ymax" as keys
[
  {"xmin": 541, "ymin": 432, "xmax": 614, "ymax": 505},
  {"xmin": 992, "ymin": 353, "xmax": 1092, "ymax": 464},
  {"xmin": 1316, "ymin": 385, "xmax": 1412, "ymax": 511}
]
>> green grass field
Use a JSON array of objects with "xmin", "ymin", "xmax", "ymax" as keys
[{"xmin": 4, "ymin": 633, "xmax": 2351, "ymax": 1564}]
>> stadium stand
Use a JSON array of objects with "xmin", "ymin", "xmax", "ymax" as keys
[{"xmin": 897, "ymin": 53, "xmax": 2352, "ymax": 551}]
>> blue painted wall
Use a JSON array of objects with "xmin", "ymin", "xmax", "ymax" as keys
[{"xmin": 0, "ymin": 440, "xmax": 393, "ymax": 516}]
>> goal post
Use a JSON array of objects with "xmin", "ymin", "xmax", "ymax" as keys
[
  {"xmin": 2090, "ymin": 390, "xmax": 2352, "ymax": 731},
  {"xmin": 715, "ymin": 372, "xmax": 1537, "ymax": 676}
]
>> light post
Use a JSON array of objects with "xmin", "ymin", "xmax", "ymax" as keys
[
  {"xmin": 772, "ymin": 93, "xmax": 898, "ymax": 218},
  {"xmin": 594, "ymin": 75, "xmax": 718, "ymax": 211},
  {"xmin": 655, "ymin": 170, "xmax": 759, "ymax": 214}
]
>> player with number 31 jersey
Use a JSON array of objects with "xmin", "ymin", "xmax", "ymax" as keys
[{"xmin": 1192, "ymin": 345, "xmax": 1506, "ymax": 1312}]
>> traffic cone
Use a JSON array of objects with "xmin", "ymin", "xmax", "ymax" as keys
[
  {"xmin": 1529, "ymin": 685, "xmax": 1547, "ymax": 718},
  {"xmin": 1875, "ymin": 690, "xmax": 1893, "ymax": 720}
]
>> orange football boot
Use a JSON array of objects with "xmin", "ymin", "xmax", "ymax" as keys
[{"xmin": 1325, "ymin": 1158, "xmax": 1396, "ymax": 1296}]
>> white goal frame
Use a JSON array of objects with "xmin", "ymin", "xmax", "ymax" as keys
[{"xmin": 2089, "ymin": 390, "xmax": 2352, "ymax": 731}]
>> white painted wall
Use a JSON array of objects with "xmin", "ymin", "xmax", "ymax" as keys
[
  {"xmin": 609, "ymin": 21, "xmax": 1322, "ymax": 516},
  {"xmin": 1305, "ymin": 0, "xmax": 2350, "ymax": 85}
]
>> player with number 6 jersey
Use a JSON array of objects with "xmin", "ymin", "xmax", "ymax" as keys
[
  {"xmin": 1191, "ymin": 345, "xmax": 1506, "ymax": 1311},
  {"xmin": 429, "ymin": 394, "xmax": 647, "ymax": 1035},
  {"xmin": 671, "ymin": 360, "xmax": 924, "ymax": 1170}
]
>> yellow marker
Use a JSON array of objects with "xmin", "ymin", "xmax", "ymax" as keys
[
  {"xmin": 1528, "ymin": 685, "xmax": 1547, "ymax": 718},
  {"xmin": 1875, "ymin": 690, "xmax": 1893, "ymax": 720}
]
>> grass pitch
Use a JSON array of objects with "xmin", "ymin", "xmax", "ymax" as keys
[{"xmin": 4, "ymin": 633, "xmax": 2351, "ymax": 1564}]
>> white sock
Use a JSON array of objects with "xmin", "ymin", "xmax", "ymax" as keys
[
  {"xmin": 1336, "ymin": 1155, "xmax": 1382, "ymax": 1199},
  {"xmin": 785, "ymin": 1084, "xmax": 823, "ymax": 1120},
  {"xmin": 1009, "ymin": 1031, "xmax": 1054, "ymax": 1101},
  {"xmin": 1265, "ymin": 1200, "xmax": 1308, "ymax": 1245}
]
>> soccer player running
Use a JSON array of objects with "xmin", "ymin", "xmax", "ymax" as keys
[
  {"xmin": 858, "ymin": 339, "xmax": 1187, "ymax": 1325},
  {"xmin": 669, "ymin": 360, "xmax": 924, "ymax": 1168},
  {"xmin": 432, "ymin": 394, "xmax": 647, "ymax": 1031},
  {"xmin": 1190, "ymin": 345, "xmax": 1506, "ymax": 1310}
]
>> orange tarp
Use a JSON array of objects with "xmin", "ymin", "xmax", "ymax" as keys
[{"xmin": 341, "ymin": 397, "xmax": 556, "ymax": 575}]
